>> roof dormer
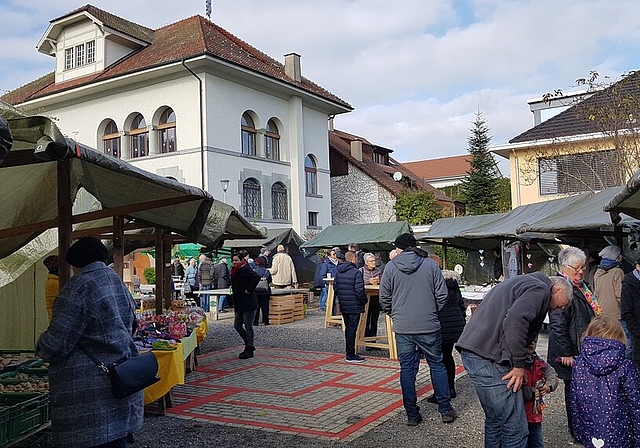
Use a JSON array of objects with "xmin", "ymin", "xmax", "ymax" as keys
[{"xmin": 37, "ymin": 5, "xmax": 154, "ymax": 84}]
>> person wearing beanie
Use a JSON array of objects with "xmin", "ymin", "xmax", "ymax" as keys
[
  {"xmin": 43, "ymin": 255, "xmax": 60, "ymax": 321},
  {"xmin": 594, "ymin": 245, "xmax": 630, "ymax": 359},
  {"xmin": 593, "ymin": 245, "xmax": 624, "ymax": 320},
  {"xmin": 37, "ymin": 237, "xmax": 143, "ymax": 447},
  {"xmin": 380, "ymin": 232, "xmax": 458, "ymax": 425}
]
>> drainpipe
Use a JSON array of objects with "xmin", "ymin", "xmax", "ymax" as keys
[
  {"xmin": 182, "ymin": 59, "xmax": 205, "ymax": 190},
  {"xmin": 512, "ymin": 149, "xmax": 521, "ymax": 207}
]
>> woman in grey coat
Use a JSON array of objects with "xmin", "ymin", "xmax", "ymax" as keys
[{"xmin": 37, "ymin": 238, "xmax": 143, "ymax": 448}]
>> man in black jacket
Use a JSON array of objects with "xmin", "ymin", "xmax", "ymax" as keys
[{"xmin": 335, "ymin": 250, "xmax": 367, "ymax": 363}]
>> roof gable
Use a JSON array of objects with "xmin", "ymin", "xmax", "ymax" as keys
[
  {"xmin": 6, "ymin": 7, "xmax": 351, "ymax": 110},
  {"xmin": 329, "ymin": 129, "xmax": 453, "ymax": 203},
  {"xmin": 510, "ymin": 70, "xmax": 640, "ymax": 144},
  {"xmin": 403, "ymin": 155, "xmax": 471, "ymax": 181}
]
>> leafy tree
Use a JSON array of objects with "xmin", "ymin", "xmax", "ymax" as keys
[
  {"xmin": 460, "ymin": 112, "xmax": 502, "ymax": 215},
  {"xmin": 394, "ymin": 190, "xmax": 441, "ymax": 225},
  {"xmin": 495, "ymin": 177, "xmax": 512, "ymax": 212},
  {"xmin": 432, "ymin": 245, "xmax": 466, "ymax": 271}
]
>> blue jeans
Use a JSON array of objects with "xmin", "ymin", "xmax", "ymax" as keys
[
  {"xmin": 218, "ymin": 295, "xmax": 227, "ymax": 311},
  {"xmin": 461, "ymin": 350, "xmax": 528, "ymax": 448},
  {"xmin": 319, "ymin": 286, "xmax": 328, "ymax": 310},
  {"xmin": 199, "ymin": 284, "xmax": 212, "ymax": 311},
  {"xmin": 621, "ymin": 319, "xmax": 634, "ymax": 360},
  {"xmin": 396, "ymin": 332, "xmax": 452, "ymax": 419},
  {"xmin": 342, "ymin": 313, "xmax": 361, "ymax": 356},
  {"xmin": 527, "ymin": 422, "xmax": 543, "ymax": 448}
]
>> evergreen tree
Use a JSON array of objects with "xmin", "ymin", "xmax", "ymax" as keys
[{"xmin": 460, "ymin": 112, "xmax": 501, "ymax": 215}]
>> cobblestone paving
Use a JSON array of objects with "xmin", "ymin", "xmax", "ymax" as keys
[{"xmin": 167, "ymin": 346, "xmax": 464, "ymax": 441}]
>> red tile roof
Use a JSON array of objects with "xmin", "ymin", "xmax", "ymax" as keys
[
  {"xmin": 329, "ymin": 129, "xmax": 454, "ymax": 203},
  {"xmin": 3, "ymin": 6, "xmax": 351, "ymax": 110},
  {"xmin": 402, "ymin": 155, "xmax": 471, "ymax": 181}
]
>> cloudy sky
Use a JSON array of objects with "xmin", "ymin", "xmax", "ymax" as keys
[{"xmin": 2, "ymin": 0, "xmax": 640, "ymax": 174}]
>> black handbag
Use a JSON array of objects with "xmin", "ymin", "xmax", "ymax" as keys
[{"xmin": 79, "ymin": 345, "xmax": 160, "ymax": 398}]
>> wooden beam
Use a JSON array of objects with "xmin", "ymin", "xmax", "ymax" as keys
[
  {"xmin": 113, "ymin": 216, "xmax": 124, "ymax": 280},
  {"xmin": 0, "ymin": 194, "xmax": 203, "ymax": 240},
  {"xmin": 57, "ymin": 158, "xmax": 71, "ymax": 287}
]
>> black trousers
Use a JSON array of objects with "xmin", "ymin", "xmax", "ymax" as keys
[
  {"xmin": 364, "ymin": 295, "xmax": 380, "ymax": 337},
  {"xmin": 342, "ymin": 313, "xmax": 361, "ymax": 356},
  {"xmin": 254, "ymin": 294, "xmax": 270, "ymax": 324},
  {"xmin": 441, "ymin": 341, "xmax": 456, "ymax": 390}
]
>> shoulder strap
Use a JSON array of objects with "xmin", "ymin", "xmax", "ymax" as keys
[{"xmin": 77, "ymin": 343, "xmax": 109, "ymax": 373}]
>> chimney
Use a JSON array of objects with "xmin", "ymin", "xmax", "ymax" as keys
[
  {"xmin": 350, "ymin": 140, "xmax": 363, "ymax": 161},
  {"xmin": 284, "ymin": 53, "xmax": 301, "ymax": 82}
]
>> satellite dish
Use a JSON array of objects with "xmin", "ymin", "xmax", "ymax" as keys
[
  {"xmin": 454, "ymin": 264, "xmax": 464, "ymax": 275},
  {"xmin": 393, "ymin": 171, "xmax": 403, "ymax": 181}
]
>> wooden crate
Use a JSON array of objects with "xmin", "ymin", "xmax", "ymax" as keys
[{"xmin": 269, "ymin": 309, "xmax": 294, "ymax": 325}]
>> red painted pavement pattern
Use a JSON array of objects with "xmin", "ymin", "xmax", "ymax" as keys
[{"xmin": 167, "ymin": 346, "xmax": 465, "ymax": 442}]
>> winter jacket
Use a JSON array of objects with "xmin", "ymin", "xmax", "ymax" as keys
[
  {"xmin": 523, "ymin": 354, "xmax": 558, "ymax": 424},
  {"xmin": 171, "ymin": 261, "xmax": 185, "ymax": 280},
  {"xmin": 231, "ymin": 263, "xmax": 260, "ymax": 312},
  {"xmin": 213, "ymin": 261, "xmax": 230, "ymax": 289},
  {"xmin": 315, "ymin": 258, "xmax": 338, "ymax": 288},
  {"xmin": 198, "ymin": 259, "xmax": 215, "ymax": 287},
  {"xmin": 570, "ymin": 336, "xmax": 640, "ymax": 448},
  {"xmin": 360, "ymin": 264, "xmax": 382, "ymax": 285},
  {"xmin": 594, "ymin": 264, "xmax": 624, "ymax": 319},
  {"xmin": 36, "ymin": 261, "xmax": 143, "ymax": 447},
  {"xmin": 379, "ymin": 247, "xmax": 447, "ymax": 335},
  {"xmin": 334, "ymin": 261, "xmax": 367, "ymax": 314},
  {"xmin": 456, "ymin": 272, "xmax": 552, "ymax": 368},
  {"xmin": 547, "ymin": 279, "xmax": 596, "ymax": 380},
  {"xmin": 438, "ymin": 277, "xmax": 466, "ymax": 345},
  {"xmin": 269, "ymin": 252, "xmax": 298, "ymax": 286},
  {"xmin": 185, "ymin": 265, "xmax": 199, "ymax": 288},
  {"xmin": 621, "ymin": 270, "xmax": 640, "ymax": 367}
]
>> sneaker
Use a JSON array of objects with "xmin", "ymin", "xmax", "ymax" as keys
[
  {"xmin": 345, "ymin": 354, "xmax": 365, "ymax": 363},
  {"xmin": 406, "ymin": 415, "xmax": 423, "ymax": 426},
  {"xmin": 441, "ymin": 408, "xmax": 458, "ymax": 423}
]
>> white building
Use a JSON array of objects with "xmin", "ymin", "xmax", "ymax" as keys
[{"xmin": 3, "ymin": 5, "xmax": 352, "ymax": 236}]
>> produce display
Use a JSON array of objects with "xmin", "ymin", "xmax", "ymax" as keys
[{"xmin": 134, "ymin": 307, "xmax": 205, "ymax": 351}]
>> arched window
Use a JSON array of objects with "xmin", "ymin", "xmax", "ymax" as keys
[
  {"xmin": 158, "ymin": 108, "xmax": 176, "ymax": 153},
  {"xmin": 271, "ymin": 182, "xmax": 288, "ymax": 220},
  {"xmin": 241, "ymin": 113, "xmax": 256, "ymax": 156},
  {"xmin": 102, "ymin": 120, "xmax": 120, "ymax": 158},
  {"xmin": 130, "ymin": 114, "xmax": 148, "ymax": 158},
  {"xmin": 265, "ymin": 119, "xmax": 280, "ymax": 160},
  {"xmin": 242, "ymin": 178, "xmax": 261, "ymax": 218},
  {"xmin": 305, "ymin": 155, "xmax": 317, "ymax": 195}
]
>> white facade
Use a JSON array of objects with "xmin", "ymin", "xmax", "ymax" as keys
[{"xmin": 20, "ymin": 12, "xmax": 350, "ymax": 237}]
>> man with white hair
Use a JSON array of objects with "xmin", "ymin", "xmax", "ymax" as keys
[{"xmin": 269, "ymin": 244, "xmax": 298, "ymax": 288}]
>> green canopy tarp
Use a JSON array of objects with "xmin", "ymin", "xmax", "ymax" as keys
[{"xmin": 300, "ymin": 221, "xmax": 411, "ymax": 252}]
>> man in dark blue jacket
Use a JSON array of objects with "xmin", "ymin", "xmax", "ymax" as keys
[{"xmin": 335, "ymin": 250, "xmax": 367, "ymax": 363}]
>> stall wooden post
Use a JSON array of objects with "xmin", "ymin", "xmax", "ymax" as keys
[
  {"xmin": 112, "ymin": 216, "xmax": 124, "ymax": 279},
  {"xmin": 57, "ymin": 157, "xmax": 72, "ymax": 286},
  {"xmin": 323, "ymin": 278, "xmax": 344, "ymax": 328}
]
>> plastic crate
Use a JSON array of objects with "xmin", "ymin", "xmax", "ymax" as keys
[{"xmin": 0, "ymin": 392, "xmax": 50, "ymax": 445}]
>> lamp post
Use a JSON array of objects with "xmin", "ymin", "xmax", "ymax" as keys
[{"xmin": 220, "ymin": 179, "xmax": 230, "ymax": 203}]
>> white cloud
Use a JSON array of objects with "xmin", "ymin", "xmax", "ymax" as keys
[{"xmin": 2, "ymin": 0, "xmax": 640, "ymax": 176}]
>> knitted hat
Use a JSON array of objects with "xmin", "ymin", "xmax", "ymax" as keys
[
  {"xmin": 394, "ymin": 233, "xmax": 416, "ymax": 250},
  {"xmin": 65, "ymin": 237, "xmax": 108, "ymax": 268},
  {"xmin": 43, "ymin": 255, "xmax": 59, "ymax": 271},
  {"xmin": 598, "ymin": 245, "xmax": 621, "ymax": 260}
]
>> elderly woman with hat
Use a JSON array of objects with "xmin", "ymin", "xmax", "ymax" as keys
[{"xmin": 36, "ymin": 237, "xmax": 143, "ymax": 448}]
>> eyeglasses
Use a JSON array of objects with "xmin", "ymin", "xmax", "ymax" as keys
[{"xmin": 565, "ymin": 264, "xmax": 585, "ymax": 272}]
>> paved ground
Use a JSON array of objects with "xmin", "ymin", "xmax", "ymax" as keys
[{"xmin": 167, "ymin": 345, "xmax": 465, "ymax": 441}]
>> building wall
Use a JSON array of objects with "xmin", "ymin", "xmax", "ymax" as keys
[{"xmin": 330, "ymin": 164, "xmax": 395, "ymax": 225}]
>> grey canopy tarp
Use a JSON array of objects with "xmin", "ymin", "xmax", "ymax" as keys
[
  {"xmin": 605, "ymin": 169, "xmax": 640, "ymax": 221},
  {"xmin": 414, "ymin": 213, "xmax": 507, "ymax": 251},
  {"xmin": 300, "ymin": 221, "xmax": 412, "ymax": 252}
]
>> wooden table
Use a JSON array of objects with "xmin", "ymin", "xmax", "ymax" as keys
[
  {"xmin": 324, "ymin": 281, "xmax": 397, "ymax": 359},
  {"xmin": 196, "ymin": 288, "xmax": 229, "ymax": 320}
]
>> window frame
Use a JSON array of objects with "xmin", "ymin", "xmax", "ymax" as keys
[
  {"xmin": 158, "ymin": 108, "xmax": 177, "ymax": 154},
  {"xmin": 65, "ymin": 48, "xmax": 74, "ymax": 70},
  {"xmin": 241, "ymin": 113, "xmax": 257, "ymax": 156},
  {"xmin": 308, "ymin": 211, "xmax": 319, "ymax": 228},
  {"xmin": 129, "ymin": 114, "xmax": 149, "ymax": 159},
  {"xmin": 86, "ymin": 40, "xmax": 96, "ymax": 64},
  {"xmin": 75, "ymin": 43, "xmax": 85, "ymax": 67},
  {"xmin": 305, "ymin": 155, "xmax": 318, "ymax": 195},
  {"xmin": 265, "ymin": 119, "xmax": 280, "ymax": 160},
  {"xmin": 242, "ymin": 178, "xmax": 262, "ymax": 219},
  {"xmin": 102, "ymin": 120, "xmax": 121, "ymax": 158},
  {"xmin": 271, "ymin": 182, "xmax": 288, "ymax": 220}
]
